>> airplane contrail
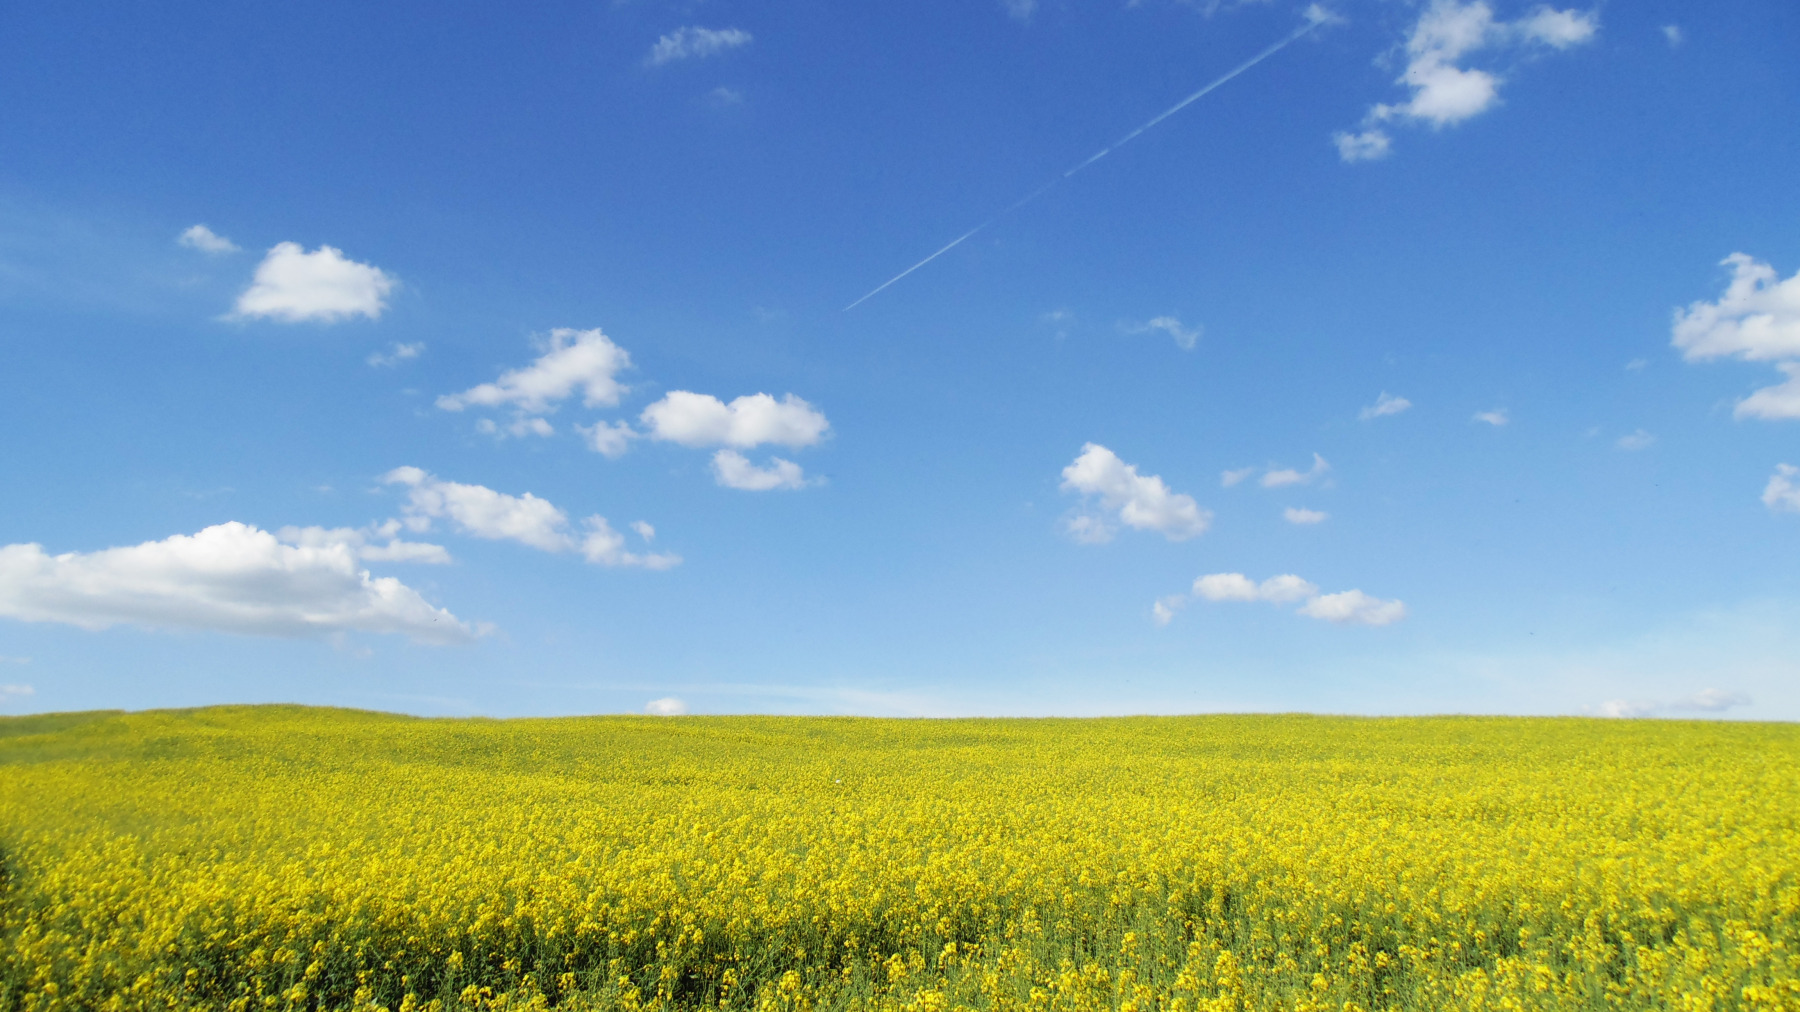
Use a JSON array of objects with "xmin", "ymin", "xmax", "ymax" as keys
[{"xmin": 844, "ymin": 11, "xmax": 1332, "ymax": 311}]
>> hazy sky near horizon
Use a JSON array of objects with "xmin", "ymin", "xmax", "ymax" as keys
[{"xmin": 2, "ymin": 0, "xmax": 1797, "ymax": 720}]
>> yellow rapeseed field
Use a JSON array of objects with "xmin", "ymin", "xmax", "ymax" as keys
[{"xmin": 0, "ymin": 707, "xmax": 1794, "ymax": 1012}]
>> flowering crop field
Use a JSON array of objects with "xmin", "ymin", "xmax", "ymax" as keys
[{"xmin": 0, "ymin": 707, "xmax": 1795, "ymax": 1012}]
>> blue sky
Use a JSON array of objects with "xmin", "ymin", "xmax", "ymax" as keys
[{"xmin": 1, "ymin": 0, "xmax": 1796, "ymax": 719}]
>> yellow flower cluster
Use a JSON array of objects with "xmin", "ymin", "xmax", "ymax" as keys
[{"xmin": 0, "ymin": 707, "xmax": 1795, "ymax": 1012}]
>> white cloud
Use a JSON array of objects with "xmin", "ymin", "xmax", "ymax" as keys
[
  {"xmin": 1661, "ymin": 24, "xmax": 1682, "ymax": 47},
  {"xmin": 1595, "ymin": 698, "xmax": 1658, "ymax": 718},
  {"xmin": 1473, "ymin": 408, "xmax": 1509, "ymax": 426},
  {"xmin": 1764, "ymin": 464, "xmax": 1800, "ymax": 513},
  {"xmin": 1360, "ymin": 391, "xmax": 1412, "ymax": 419},
  {"xmin": 476, "ymin": 416, "xmax": 556, "ymax": 439},
  {"xmin": 1168, "ymin": 572, "xmax": 1403, "ymax": 627},
  {"xmin": 1151, "ymin": 595, "xmax": 1186, "ymax": 626},
  {"xmin": 1517, "ymin": 6, "xmax": 1599, "ymax": 47},
  {"xmin": 1672, "ymin": 688, "xmax": 1750, "ymax": 712},
  {"xmin": 630, "ymin": 521, "xmax": 656, "ymax": 542},
  {"xmin": 1337, "ymin": 1, "xmax": 1598, "ymax": 162},
  {"xmin": 367, "ymin": 342, "xmax": 423, "ymax": 368},
  {"xmin": 178, "ymin": 224, "xmax": 239, "ymax": 255},
  {"xmin": 707, "ymin": 86, "xmax": 745, "ymax": 108},
  {"xmin": 231, "ymin": 242, "xmax": 396, "ymax": 323},
  {"xmin": 0, "ymin": 684, "xmax": 32, "ymax": 698},
  {"xmin": 1298, "ymin": 589, "xmax": 1408, "ymax": 626},
  {"xmin": 276, "ymin": 522, "xmax": 452, "ymax": 565},
  {"xmin": 1736, "ymin": 362, "xmax": 1800, "ymax": 421},
  {"xmin": 712, "ymin": 450, "xmax": 810, "ymax": 491},
  {"xmin": 1193, "ymin": 573, "xmax": 1320, "ymax": 603},
  {"xmin": 1002, "ymin": 0, "xmax": 1037, "ymax": 22},
  {"xmin": 1596, "ymin": 689, "xmax": 1750, "ymax": 717},
  {"xmin": 1063, "ymin": 515, "xmax": 1115, "ymax": 544},
  {"xmin": 1283, "ymin": 507, "xmax": 1329, "ymax": 525},
  {"xmin": 1129, "ymin": 316, "xmax": 1202, "ymax": 351},
  {"xmin": 1673, "ymin": 255, "xmax": 1800, "ymax": 362},
  {"xmin": 1616, "ymin": 429, "xmax": 1655, "ymax": 451},
  {"xmin": 1220, "ymin": 467, "xmax": 1257, "ymax": 488},
  {"xmin": 384, "ymin": 467, "xmax": 678, "ymax": 569},
  {"xmin": 639, "ymin": 391, "xmax": 830, "ymax": 449},
  {"xmin": 1261, "ymin": 453, "xmax": 1330, "ymax": 488},
  {"xmin": 1333, "ymin": 129, "xmax": 1392, "ymax": 162},
  {"xmin": 1625, "ymin": 358, "xmax": 1648, "ymax": 371},
  {"xmin": 645, "ymin": 696, "xmax": 689, "ymax": 715},
  {"xmin": 579, "ymin": 420, "xmax": 637, "ymax": 458},
  {"xmin": 438, "ymin": 328, "xmax": 631, "ymax": 415},
  {"xmin": 645, "ymin": 26, "xmax": 752, "ymax": 66},
  {"xmin": 0, "ymin": 522, "xmax": 475, "ymax": 643},
  {"xmin": 1671, "ymin": 255, "xmax": 1800, "ymax": 421},
  {"xmin": 1060, "ymin": 443, "xmax": 1211, "ymax": 542}
]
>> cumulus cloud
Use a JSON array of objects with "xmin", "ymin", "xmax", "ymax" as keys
[
  {"xmin": 1735, "ymin": 362, "xmax": 1800, "ymax": 421},
  {"xmin": 645, "ymin": 26, "xmax": 752, "ymax": 66},
  {"xmin": 1473, "ymin": 408, "xmax": 1509, "ymax": 426},
  {"xmin": 1333, "ymin": 129, "xmax": 1392, "ymax": 162},
  {"xmin": 1335, "ymin": 1, "xmax": 1598, "ymax": 162},
  {"xmin": 1673, "ymin": 255, "xmax": 1800, "ymax": 363},
  {"xmin": 712, "ymin": 450, "xmax": 810, "ymax": 491},
  {"xmin": 1360, "ymin": 392, "xmax": 1412, "ymax": 419},
  {"xmin": 178, "ymin": 224, "xmax": 239, "ymax": 254},
  {"xmin": 1128, "ymin": 316, "xmax": 1202, "ymax": 351},
  {"xmin": 1261, "ymin": 453, "xmax": 1330, "ymax": 488},
  {"xmin": 231, "ymin": 242, "xmax": 396, "ymax": 323},
  {"xmin": 384, "ymin": 467, "xmax": 678, "ymax": 569},
  {"xmin": 1220, "ymin": 467, "xmax": 1257, "ymax": 488},
  {"xmin": 1283, "ymin": 507, "xmax": 1329, "ymax": 525},
  {"xmin": 1193, "ymin": 573, "xmax": 1319, "ymax": 603},
  {"xmin": 1670, "ymin": 255, "xmax": 1800, "ymax": 421},
  {"xmin": 1764, "ymin": 464, "xmax": 1800, "ymax": 513},
  {"xmin": 0, "ymin": 522, "xmax": 475, "ymax": 643},
  {"xmin": 579, "ymin": 420, "xmax": 637, "ymax": 459},
  {"xmin": 367, "ymin": 342, "xmax": 423, "ymax": 368},
  {"xmin": 1616, "ymin": 430, "xmax": 1655, "ymax": 451},
  {"xmin": 1297, "ymin": 589, "xmax": 1408, "ymax": 626},
  {"xmin": 639, "ymin": 392, "xmax": 829, "ymax": 449},
  {"xmin": 438, "ymin": 329, "xmax": 631, "ymax": 417},
  {"xmin": 1163, "ymin": 572, "xmax": 1404, "ymax": 627},
  {"xmin": 1060, "ymin": 443, "xmax": 1211, "ymax": 542},
  {"xmin": 645, "ymin": 696, "xmax": 689, "ymax": 715}
]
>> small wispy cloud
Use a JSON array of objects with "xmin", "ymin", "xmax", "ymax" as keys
[
  {"xmin": 0, "ymin": 684, "xmax": 32, "ymax": 698},
  {"xmin": 1661, "ymin": 24, "xmax": 1683, "ymax": 47},
  {"xmin": 1261, "ymin": 453, "xmax": 1330, "ymax": 488},
  {"xmin": 1221, "ymin": 467, "xmax": 1257, "ymax": 488},
  {"xmin": 645, "ymin": 697, "xmax": 688, "ymax": 716},
  {"xmin": 1595, "ymin": 688, "xmax": 1749, "ymax": 718},
  {"xmin": 645, "ymin": 26, "xmax": 752, "ymax": 67},
  {"xmin": 1126, "ymin": 316, "xmax": 1201, "ymax": 351},
  {"xmin": 1763, "ymin": 464, "xmax": 1800, "ymax": 513},
  {"xmin": 178, "ymin": 224, "xmax": 239, "ymax": 255},
  {"xmin": 1473, "ymin": 408, "xmax": 1508, "ymax": 426},
  {"xmin": 1360, "ymin": 392, "xmax": 1411, "ymax": 420},
  {"xmin": 1616, "ymin": 430, "xmax": 1655, "ymax": 451},
  {"xmin": 1283, "ymin": 507, "xmax": 1329, "ymax": 525},
  {"xmin": 367, "ymin": 342, "xmax": 423, "ymax": 368},
  {"xmin": 1160, "ymin": 572, "xmax": 1405, "ymax": 627}
]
